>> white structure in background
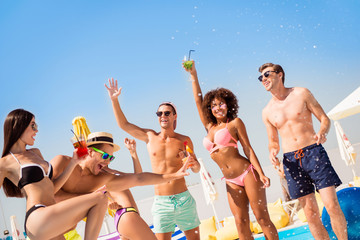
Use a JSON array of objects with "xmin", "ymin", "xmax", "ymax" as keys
[
  {"xmin": 10, "ymin": 215, "xmax": 25, "ymax": 240},
  {"xmin": 327, "ymin": 86, "xmax": 360, "ymax": 177},
  {"xmin": 198, "ymin": 158, "xmax": 220, "ymax": 228}
]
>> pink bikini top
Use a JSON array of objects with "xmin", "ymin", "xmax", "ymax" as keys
[{"xmin": 203, "ymin": 122, "xmax": 238, "ymax": 154}]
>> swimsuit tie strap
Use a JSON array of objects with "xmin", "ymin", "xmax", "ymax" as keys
[
  {"xmin": 250, "ymin": 164, "xmax": 257, "ymax": 182},
  {"xmin": 294, "ymin": 149, "xmax": 304, "ymax": 167},
  {"xmin": 170, "ymin": 195, "xmax": 178, "ymax": 208}
]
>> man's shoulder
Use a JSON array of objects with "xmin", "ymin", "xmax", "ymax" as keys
[
  {"xmin": 293, "ymin": 86, "xmax": 310, "ymax": 94},
  {"xmin": 50, "ymin": 155, "xmax": 72, "ymax": 165},
  {"xmin": 173, "ymin": 132, "xmax": 190, "ymax": 140}
]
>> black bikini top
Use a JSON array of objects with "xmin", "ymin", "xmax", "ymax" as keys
[{"xmin": 10, "ymin": 151, "xmax": 53, "ymax": 189}]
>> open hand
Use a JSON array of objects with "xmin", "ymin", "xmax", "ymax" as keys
[
  {"xmin": 174, "ymin": 158, "xmax": 191, "ymax": 178},
  {"xmin": 105, "ymin": 78, "xmax": 122, "ymax": 100}
]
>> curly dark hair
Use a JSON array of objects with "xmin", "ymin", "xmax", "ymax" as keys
[{"xmin": 202, "ymin": 88, "xmax": 238, "ymax": 124}]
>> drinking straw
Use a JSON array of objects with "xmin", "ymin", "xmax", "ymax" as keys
[{"xmin": 188, "ymin": 50, "xmax": 195, "ymax": 60}]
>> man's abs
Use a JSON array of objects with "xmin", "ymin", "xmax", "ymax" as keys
[
  {"xmin": 279, "ymin": 128, "xmax": 317, "ymax": 153},
  {"xmin": 154, "ymin": 178, "xmax": 188, "ymax": 196}
]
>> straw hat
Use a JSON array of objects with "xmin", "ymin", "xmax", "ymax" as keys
[{"xmin": 86, "ymin": 132, "xmax": 120, "ymax": 152}]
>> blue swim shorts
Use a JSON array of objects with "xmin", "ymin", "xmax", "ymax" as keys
[
  {"xmin": 151, "ymin": 190, "xmax": 200, "ymax": 233},
  {"xmin": 283, "ymin": 143, "xmax": 342, "ymax": 200}
]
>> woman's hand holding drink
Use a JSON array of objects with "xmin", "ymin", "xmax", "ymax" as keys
[{"xmin": 71, "ymin": 134, "xmax": 88, "ymax": 158}]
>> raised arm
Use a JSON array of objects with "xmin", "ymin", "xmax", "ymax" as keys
[
  {"xmin": 304, "ymin": 88, "xmax": 330, "ymax": 145},
  {"xmin": 124, "ymin": 138, "xmax": 142, "ymax": 173},
  {"xmin": 105, "ymin": 78, "xmax": 151, "ymax": 143},
  {"xmin": 234, "ymin": 118, "xmax": 270, "ymax": 187},
  {"xmin": 183, "ymin": 61, "xmax": 209, "ymax": 128},
  {"xmin": 262, "ymin": 108, "xmax": 280, "ymax": 166}
]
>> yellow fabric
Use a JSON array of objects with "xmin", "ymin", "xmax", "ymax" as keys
[
  {"xmin": 84, "ymin": 206, "xmax": 117, "ymax": 222},
  {"xmin": 215, "ymin": 216, "xmax": 253, "ymax": 240},
  {"xmin": 252, "ymin": 198, "xmax": 289, "ymax": 233},
  {"xmin": 297, "ymin": 192, "xmax": 324, "ymax": 222},
  {"xmin": 108, "ymin": 208, "xmax": 116, "ymax": 217},
  {"xmin": 215, "ymin": 217, "xmax": 237, "ymax": 240},
  {"xmin": 64, "ymin": 229, "xmax": 82, "ymax": 240},
  {"xmin": 199, "ymin": 216, "xmax": 217, "ymax": 240},
  {"xmin": 354, "ymin": 176, "xmax": 360, "ymax": 187}
]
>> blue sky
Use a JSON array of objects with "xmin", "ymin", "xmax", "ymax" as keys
[{"xmin": 1, "ymin": 0, "xmax": 360, "ymax": 234}]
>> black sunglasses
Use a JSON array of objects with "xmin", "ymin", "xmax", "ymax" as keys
[
  {"xmin": 258, "ymin": 71, "xmax": 278, "ymax": 82},
  {"xmin": 156, "ymin": 111, "xmax": 172, "ymax": 117}
]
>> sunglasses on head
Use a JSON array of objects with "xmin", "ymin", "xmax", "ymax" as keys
[
  {"xmin": 31, "ymin": 122, "xmax": 38, "ymax": 131},
  {"xmin": 258, "ymin": 71, "xmax": 278, "ymax": 82},
  {"xmin": 156, "ymin": 111, "xmax": 172, "ymax": 117},
  {"xmin": 91, "ymin": 147, "xmax": 115, "ymax": 162}
]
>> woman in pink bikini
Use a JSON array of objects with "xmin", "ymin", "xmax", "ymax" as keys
[{"xmin": 184, "ymin": 62, "xmax": 278, "ymax": 240}]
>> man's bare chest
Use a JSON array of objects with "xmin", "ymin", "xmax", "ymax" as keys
[
  {"xmin": 268, "ymin": 100, "xmax": 307, "ymax": 128},
  {"xmin": 62, "ymin": 174, "xmax": 101, "ymax": 193}
]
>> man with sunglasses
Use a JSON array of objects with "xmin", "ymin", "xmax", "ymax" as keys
[
  {"xmin": 259, "ymin": 63, "xmax": 347, "ymax": 240},
  {"xmin": 105, "ymin": 78, "xmax": 201, "ymax": 240},
  {"xmin": 51, "ymin": 131, "xmax": 191, "ymax": 240}
]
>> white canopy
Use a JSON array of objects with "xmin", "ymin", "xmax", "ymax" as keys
[
  {"xmin": 327, "ymin": 86, "xmax": 360, "ymax": 177},
  {"xmin": 327, "ymin": 86, "xmax": 360, "ymax": 121}
]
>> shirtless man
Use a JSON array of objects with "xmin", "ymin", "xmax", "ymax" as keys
[
  {"xmin": 259, "ymin": 63, "xmax": 347, "ymax": 240},
  {"xmin": 51, "ymin": 131, "xmax": 190, "ymax": 240},
  {"xmin": 105, "ymin": 78, "xmax": 201, "ymax": 240}
]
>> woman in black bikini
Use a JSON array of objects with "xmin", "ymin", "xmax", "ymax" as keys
[{"xmin": 0, "ymin": 109, "xmax": 108, "ymax": 240}]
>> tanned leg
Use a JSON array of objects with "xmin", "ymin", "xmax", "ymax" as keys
[
  {"xmin": 298, "ymin": 194, "xmax": 330, "ymax": 240},
  {"xmin": 319, "ymin": 187, "xmax": 348, "ymax": 240}
]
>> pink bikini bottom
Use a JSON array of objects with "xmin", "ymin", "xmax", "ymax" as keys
[{"xmin": 223, "ymin": 164, "xmax": 257, "ymax": 187}]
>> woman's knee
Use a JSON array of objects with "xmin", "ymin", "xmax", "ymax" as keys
[{"xmin": 234, "ymin": 216, "xmax": 251, "ymax": 229}]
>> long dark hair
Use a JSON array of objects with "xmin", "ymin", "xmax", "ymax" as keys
[{"xmin": 2, "ymin": 109, "xmax": 34, "ymax": 197}]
